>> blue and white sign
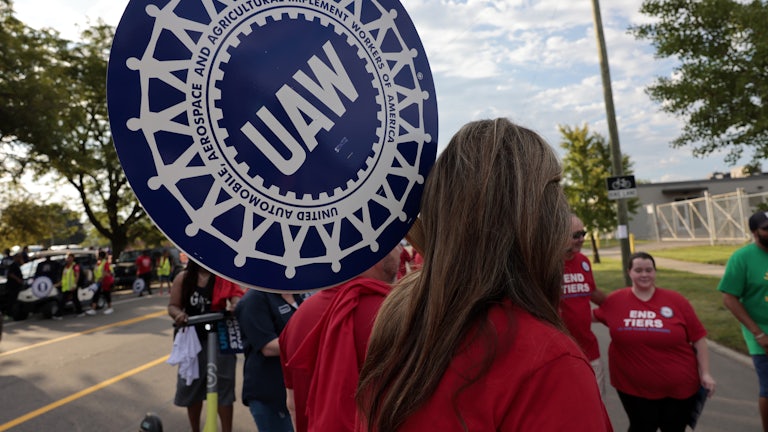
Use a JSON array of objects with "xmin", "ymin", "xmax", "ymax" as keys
[
  {"xmin": 132, "ymin": 277, "xmax": 146, "ymax": 294},
  {"xmin": 108, "ymin": 0, "xmax": 438, "ymax": 292},
  {"xmin": 30, "ymin": 276, "xmax": 54, "ymax": 299}
]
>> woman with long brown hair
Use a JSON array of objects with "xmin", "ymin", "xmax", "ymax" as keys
[{"xmin": 356, "ymin": 118, "xmax": 612, "ymax": 431}]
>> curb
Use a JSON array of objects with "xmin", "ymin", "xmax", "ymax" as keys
[{"xmin": 707, "ymin": 338, "xmax": 753, "ymax": 369}]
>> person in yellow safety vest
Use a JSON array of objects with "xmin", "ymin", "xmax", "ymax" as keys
[
  {"xmin": 87, "ymin": 250, "xmax": 115, "ymax": 316},
  {"xmin": 156, "ymin": 249, "xmax": 173, "ymax": 296},
  {"xmin": 53, "ymin": 253, "xmax": 83, "ymax": 320}
]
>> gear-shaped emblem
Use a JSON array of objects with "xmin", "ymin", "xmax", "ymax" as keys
[{"xmin": 108, "ymin": 0, "xmax": 438, "ymax": 292}]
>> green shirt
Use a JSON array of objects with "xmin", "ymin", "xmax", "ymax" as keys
[{"xmin": 718, "ymin": 243, "xmax": 768, "ymax": 354}]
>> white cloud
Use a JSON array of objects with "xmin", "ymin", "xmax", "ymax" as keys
[{"xmin": 11, "ymin": 0, "xmax": 751, "ymax": 182}]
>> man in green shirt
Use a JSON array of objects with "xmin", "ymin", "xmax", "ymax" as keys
[{"xmin": 719, "ymin": 210, "xmax": 768, "ymax": 431}]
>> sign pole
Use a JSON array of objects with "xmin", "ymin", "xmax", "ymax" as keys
[{"xmin": 591, "ymin": 0, "xmax": 631, "ymax": 285}]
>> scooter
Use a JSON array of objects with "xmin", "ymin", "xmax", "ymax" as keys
[{"xmin": 140, "ymin": 312, "xmax": 226, "ymax": 432}]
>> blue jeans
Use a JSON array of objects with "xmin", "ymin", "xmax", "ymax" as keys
[
  {"xmin": 248, "ymin": 400, "xmax": 294, "ymax": 432},
  {"xmin": 753, "ymin": 354, "xmax": 768, "ymax": 397}
]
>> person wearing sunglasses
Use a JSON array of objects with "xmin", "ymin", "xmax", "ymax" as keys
[
  {"xmin": 719, "ymin": 210, "xmax": 768, "ymax": 431},
  {"xmin": 561, "ymin": 214, "xmax": 608, "ymax": 397}
]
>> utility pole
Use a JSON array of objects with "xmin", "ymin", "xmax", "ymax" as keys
[{"xmin": 590, "ymin": 0, "xmax": 632, "ymax": 285}]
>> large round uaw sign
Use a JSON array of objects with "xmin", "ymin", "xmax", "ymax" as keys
[{"xmin": 108, "ymin": 0, "xmax": 437, "ymax": 292}]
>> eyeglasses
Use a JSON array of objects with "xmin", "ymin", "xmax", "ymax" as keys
[{"xmin": 572, "ymin": 230, "xmax": 587, "ymax": 239}]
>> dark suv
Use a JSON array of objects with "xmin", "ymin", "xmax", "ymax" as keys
[{"xmin": 112, "ymin": 247, "xmax": 186, "ymax": 289}]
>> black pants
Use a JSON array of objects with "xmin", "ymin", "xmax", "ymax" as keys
[
  {"xmin": 58, "ymin": 290, "xmax": 82, "ymax": 315},
  {"xmin": 138, "ymin": 272, "xmax": 153, "ymax": 295},
  {"xmin": 617, "ymin": 390, "xmax": 697, "ymax": 432}
]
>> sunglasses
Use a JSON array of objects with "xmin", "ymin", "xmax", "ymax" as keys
[{"xmin": 572, "ymin": 230, "xmax": 587, "ymax": 239}]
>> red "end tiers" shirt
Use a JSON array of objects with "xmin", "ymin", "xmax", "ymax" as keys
[
  {"xmin": 560, "ymin": 253, "xmax": 600, "ymax": 360},
  {"xmin": 593, "ymin": 287, "xmax": 706, "ymax": 399}
]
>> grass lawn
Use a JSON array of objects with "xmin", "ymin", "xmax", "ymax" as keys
[
  {"xmin": 591, "ymin": 257, "xmax": 747, "ymax": 355},
  {"xmin": 650, "ymin": 243, "xmax": 748, "ymax": 266}
]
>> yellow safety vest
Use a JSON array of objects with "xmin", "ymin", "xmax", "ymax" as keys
[
  {"xmin": 95, "ymin": 260, "xmax": 108, "ymax": 280},
  {"xmin": 62, "ymin": 265, "xmax": 77, "ymax": 292},
  {"xmin": 157, "ymin": 257, "xmax": 171, "ymax": 277}
]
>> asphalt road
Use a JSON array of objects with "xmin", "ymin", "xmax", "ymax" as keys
[
  {"xmin": 0, "ymin": 285, "xmax": 762, "ymax": 431},
  {"xmin": 0, "ymin": 292, "xmax": 255, "ymax": 432}
]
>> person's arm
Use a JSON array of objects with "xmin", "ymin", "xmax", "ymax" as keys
[
  {"xmin": 261, "ymin": 337, "xmax": 281, "ymax": 356},
  {"xmin": 167, "ymin": 271, "xmax": 187, "ymax": 326},
  {"xmin": 7, "ymin": 269, "xmax": 23, "ymax": 285},
  {"xmin": 693, "ymin": 337, "xmax": 716, "ymax": 397},
  {"xmin": 722, "ymin": 292, "xmax": 768, "ymax": 350},
  {"xmin": 286, "ymin": 388, "xmax": 296, "ymax": 428},
  {"xmin": 228, "ymin": 295, "xmax": 241, "ymax": 311},
  {"xmin": 590, "ymin": 288, "xmax": 607, "ymax": 306}
]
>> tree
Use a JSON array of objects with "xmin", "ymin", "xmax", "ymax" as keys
[
  {"xmin": 0, "ymin": 4, "xmax": 147, "ymax": 258},
  {"xmin": 631, "ymin": 0, "xmax": 768, "ymax": 167},
  {"xmin": 0, "ymin": 0, "xmax": 71, "ymax": 176},
  {"xmin": 559, "ymin": 124, "xmax": 639, "ymax": 263},
  {"xmin": 0, "ymin": 198, "xmax": 83, "ymax": 248}
]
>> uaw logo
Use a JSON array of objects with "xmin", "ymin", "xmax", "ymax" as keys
[{"xmin": 108, "ymin": 0, "xmax": 438, "ymax": 292}]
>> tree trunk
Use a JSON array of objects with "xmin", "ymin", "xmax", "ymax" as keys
[{"xmin": 590, "ymin": 233, "xmax": 601, "ymax": 264}]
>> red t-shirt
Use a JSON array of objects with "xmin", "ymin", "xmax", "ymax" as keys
[
  {"xmin": 280, "ymin": 286, "xmax": 341, "ymax": 432},
  {"xmin": 210, "ymin": 277, "xmax": 245, "ymax": 311},
  {"xmin": 411, "ymin": 251, "xmax": 423, "ymax": 271},
  {"xmin": 388, "ymin": 302, "xmax": 612, "ymax": 431},
  {"xmin": 99, "ymin": 261, "xmax": 114, "ymax": 291},
  {"xmin": 560, "ymin": 253, "xmax": 600, "ymax": 360},
  {"xmin": 593, "ymin": 287, "xmax": 706, "ymax": 399},
  {"xmin": 282, "ymin": 277, "xmax": 391, "ymax": 432},
  {"xmin": 135, "ymin": 255, "xmax": 152, "ymax": 276}
]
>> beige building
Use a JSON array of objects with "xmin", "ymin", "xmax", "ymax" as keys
[{"xmin": 630, "ymin": 173, "xmax": 768, "ymax": 240}]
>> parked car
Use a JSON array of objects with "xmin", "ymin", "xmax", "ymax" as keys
[
  {"xmin": 8, "ymin": 249, "xmax": 99, "ymax": 320},
  {"xmin": 113, "ymin": 247, "xmax": 187, "ymax": 289}
]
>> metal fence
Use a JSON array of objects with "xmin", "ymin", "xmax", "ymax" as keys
[{"xmin": 648, "ymin": 188, "xmax": 768, "ymax": 243}]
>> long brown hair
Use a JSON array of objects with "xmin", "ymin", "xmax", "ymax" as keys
[{"xmin": 356, "ymin": 118, "xmax": 570, "ymax": 431}]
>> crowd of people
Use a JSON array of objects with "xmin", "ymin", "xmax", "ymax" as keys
[
  {"xmin": 0, "ymin": 246, "xmax": 181, "ymax": 321},
  {"xmin": 159, "ymin": 117, "xmax": 734, "ymax": 432},
  {"xmin": 8, "ymin": 117, "xmax": 768, "ymax": 431}
]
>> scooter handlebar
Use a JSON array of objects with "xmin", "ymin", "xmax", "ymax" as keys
[{"xmin": 179, "ymin": 312, "xmax": 225, "ymax": 327}]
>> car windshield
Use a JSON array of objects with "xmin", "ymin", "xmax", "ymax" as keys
[
  {"xmin": 19, "ymin": 259, "xmax": 43, "ymax": 279},
  {"xmin": 117, "ymin": 250, "xmax": 142, "ymax": 263}
]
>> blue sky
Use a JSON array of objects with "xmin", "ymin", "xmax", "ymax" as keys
[{"xmin": 12, "ymin": 0, "xmax": 753, "ymax": 183}]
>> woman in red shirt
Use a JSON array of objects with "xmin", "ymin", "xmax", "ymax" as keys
[
  {"xmin": 356, "ymin": 119, "xmax": 611, "ymax": 431},
  {"xmin": 593, "ymin": 252, "xmax": 716, "ymax": 431}
]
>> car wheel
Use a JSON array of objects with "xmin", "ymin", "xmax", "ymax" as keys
[
  {"xmin": 42, "ymin": 301, "xmax": 59, "ymax": 319},
  {"xmin": 11, "ymin": 302, "xmax": 28, "ymax": 321}
]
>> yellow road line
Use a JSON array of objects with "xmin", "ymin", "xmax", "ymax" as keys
[
  {"xmin": 0, "ymin": 354, "xmax": 170, "ymax": 431},
  {"xmin": 0, "ymin": 310, "xmax": 167, "ymax": 358}
]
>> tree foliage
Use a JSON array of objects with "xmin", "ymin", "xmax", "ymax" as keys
[
  {"xmin": 559, "ymin": 124, "xmax": 639, "ymax": 262},
  {"xmin": 0, "ymin": 198, "xmax": 84, "ymax": 248},
  {"xmin": 0, "ymin": 2, "xmax": 147, "ymax": 257},
  {"xmin": 0, "ymin": 0, "xmax": 71, "ymax": 176},
  {"xmin": 631, "ymin": 0, "xmax": 768, "ymax": 166}
]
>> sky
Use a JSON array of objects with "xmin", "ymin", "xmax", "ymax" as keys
[{"xmin": 11, "ymin": 0, "xmax": 753, "ymax": 183}]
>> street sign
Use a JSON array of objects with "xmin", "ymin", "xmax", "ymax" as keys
[
  {"xmin": 107, "ymin": 0, "xmax": 438, "ymax": 292},
  {"xmin": 606, "ymin": 175, "xmax": 637, "ymax": 200}
]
